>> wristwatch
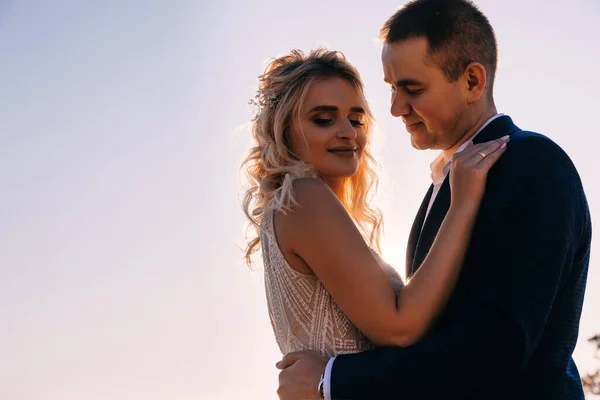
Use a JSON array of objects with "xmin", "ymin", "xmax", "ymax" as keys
[{"xmin": 317, "ymin": 373, "xmax": 325, "ymax": 399}]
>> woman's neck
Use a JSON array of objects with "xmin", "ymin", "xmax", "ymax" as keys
[{"xmin": 322, "ymin": 177, "xmax": 344, "ymax": 199}]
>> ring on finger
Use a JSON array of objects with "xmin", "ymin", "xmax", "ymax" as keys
[{"xmin": 477, "ymin": 151, "xmax": 486, "ymax": 159}]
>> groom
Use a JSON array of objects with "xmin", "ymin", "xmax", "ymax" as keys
[{"xmin": 275, "ymin": 0, "xmax": 592, "ymax": 399}]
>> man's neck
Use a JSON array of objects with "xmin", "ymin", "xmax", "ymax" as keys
[{"xmin": 441, "ymin": 106, "xmax": 498, "ymax": 161}]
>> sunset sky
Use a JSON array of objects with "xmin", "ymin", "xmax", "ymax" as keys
[{"xmin": 1, "ymin": 1, "xmax": 599, "ymax": 399}]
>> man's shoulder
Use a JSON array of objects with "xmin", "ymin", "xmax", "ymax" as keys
[
  {"xmin": 509, "ymin": 130, "xmax": 557, "ymax": 150},
  {"xmin": 504, "ymin": 130, "xmax": 574, "ymax": 169},
  {"xmin": 493, "ymin": 129, "xmax": 586, "ymax": 201}
]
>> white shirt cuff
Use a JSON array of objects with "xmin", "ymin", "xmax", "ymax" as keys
[{"xmin": 323, "ymin": 356, "xmax": 335, "ymax": 400}]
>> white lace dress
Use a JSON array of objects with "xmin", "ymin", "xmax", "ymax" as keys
[{"xmin": 261, "ymin": 208, "xmax": 404, "ymax": 358}]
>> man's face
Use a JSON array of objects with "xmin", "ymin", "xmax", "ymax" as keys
[{"xmin": 382, "ymin": 37, "xmax": 469, "ymax": 151}]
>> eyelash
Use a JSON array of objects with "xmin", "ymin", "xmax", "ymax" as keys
[
  {"xmin": 390, "ymin": 86, "xmax": 423, "ymax": 96},
  {"xmin": 313, "ymin": 118, "xmax": 364, "ymax": 127},
  {"xmin": 313, "ymin": 118, "xmax": 332, "ymax": 126}
]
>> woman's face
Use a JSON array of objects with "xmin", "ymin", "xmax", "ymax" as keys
[{"xmin": 290, "ymin": 78, "xmax": 368, "ymax": 187}]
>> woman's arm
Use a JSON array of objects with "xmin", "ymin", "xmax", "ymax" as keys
[{"xmin": 276, "ymin": 137, "xmax": 508, "ymax": 346}]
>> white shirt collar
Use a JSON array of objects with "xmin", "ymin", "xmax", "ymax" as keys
[{"xmin": 430, "ymin": 113, "xmax": 505, "ymax": 185}]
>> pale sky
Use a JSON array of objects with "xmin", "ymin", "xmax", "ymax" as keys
[{"xmin": 0, "ymin": 1, "xmax": 599, "ymax": 399}]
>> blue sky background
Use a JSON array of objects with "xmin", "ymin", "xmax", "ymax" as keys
[{"xmin": 1, "ymin": 1, "xmax": 599, "ymax": 399}]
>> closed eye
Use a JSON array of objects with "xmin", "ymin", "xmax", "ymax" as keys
[
  {"xmin": 406, "ymin": 88, "xmax": 424, "ymax": 96},
  {"xmin": 350, "ymin": 120, "xmax": 364, "ymax": 127},
  {"xmin": 313, "ymin": 118, "xmax": 333, "ymax": 126}
]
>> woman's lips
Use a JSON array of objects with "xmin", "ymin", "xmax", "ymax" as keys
[{"xmin": 328, "ymin": 149, "xmax": 357, "ymax": 158}]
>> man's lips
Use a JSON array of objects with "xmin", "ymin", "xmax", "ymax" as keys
[{"xmin": 405, "ymin": 121, "xmax": 423, "ymax": 132}]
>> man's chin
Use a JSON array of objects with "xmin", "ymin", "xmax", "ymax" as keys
[{"xmin": 410, "ymin": 137, "xmax": 433, "ymax": 151}]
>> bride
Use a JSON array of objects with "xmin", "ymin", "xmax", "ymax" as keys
[{"xmin": 241, "ymin": 48, "xmax": 508, "ymax": 358}]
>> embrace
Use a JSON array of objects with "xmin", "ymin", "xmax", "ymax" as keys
[{"xmin": 240, "ymin": 0, "xmax": 592, "ymax": 399}]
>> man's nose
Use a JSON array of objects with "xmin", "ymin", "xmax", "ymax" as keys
[{"xmin": 390, "ymin": 91, "xmax": 411, "ymax": 118}]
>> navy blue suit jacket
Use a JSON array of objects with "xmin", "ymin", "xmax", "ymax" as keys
[{"xmin": 330, "ymin": 116, "xmax": 592, "ymax": 399}]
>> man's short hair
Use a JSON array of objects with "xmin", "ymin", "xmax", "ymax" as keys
[{"xmin": 380, "ymin": 0, "xmax": 498, "ymax": 96}]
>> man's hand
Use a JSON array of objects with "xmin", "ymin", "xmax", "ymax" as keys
[{"xmin": 276, "ymin": 350, "xmax": 329, "ymax": 400}]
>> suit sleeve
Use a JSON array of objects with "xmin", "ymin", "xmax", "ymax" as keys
[{"xmin": 330, "ymin": 135, "xmax": 587, "ymax": 399}]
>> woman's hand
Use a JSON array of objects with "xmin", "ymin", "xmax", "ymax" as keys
[{"xmin": 449, "ymin": 135, "xmax": 510, "ymax": 214}]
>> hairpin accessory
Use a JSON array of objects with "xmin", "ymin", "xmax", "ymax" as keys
[{"xmin": 248, "ymin": 89, "xmax": 279, "ymax": 120}]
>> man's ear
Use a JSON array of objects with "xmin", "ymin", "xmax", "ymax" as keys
[{"xmin": 463, "ymin": 62, "xmax": 487, "ymax": 104}]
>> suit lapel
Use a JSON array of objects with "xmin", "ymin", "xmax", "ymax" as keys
[
  {"xmin": 411, "ymin": 178, "xmax": 451, "ymax": 277},
  {"xmin": 408, "ymin": 115, "xmax": 520, "ymax": 277},
  {"xmin": 406, "ymin": 185, "xmax": 434, "ymax": 278}
]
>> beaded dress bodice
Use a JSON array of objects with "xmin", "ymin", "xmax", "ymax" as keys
[{"xmin": 261, "ymin": 208, "xmax": 404, "ymax": 357}]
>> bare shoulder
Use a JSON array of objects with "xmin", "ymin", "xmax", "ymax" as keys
[
  {"xmin": 282, "ymin": 177, "xmax": 343, "ymax": 219},
  {"xmin": 274, "ymin": 177, "xmax": 331, "ymax": 226},
  {"xmin": 291, "ymin": 177, "xmax": 336, "ymax": 204},
  {"xmin": 276, "ymin": 177, "xmax": 348, "ymax": 244},
  {"xmin": 274, "ymin": 178, "xmax": 343, "ymax": 274}
]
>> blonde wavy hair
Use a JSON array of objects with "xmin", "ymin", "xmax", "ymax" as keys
[{"xmin": 241, "ymin": 48, "xmax": 383, "ymax": 268}]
